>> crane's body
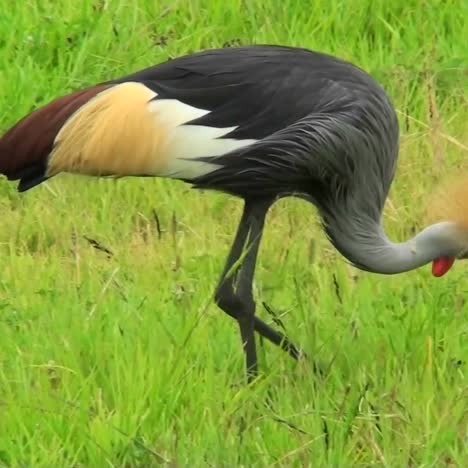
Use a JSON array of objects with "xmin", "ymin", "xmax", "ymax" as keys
[
  {"xmin": 2, "ymin": 46, "xmax": 395, "ymax": 193},
  {"xmin": 0, "ymin": 45, "xmax": 466, "ymax": 379}
]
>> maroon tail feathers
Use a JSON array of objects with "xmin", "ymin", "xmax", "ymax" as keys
[{"xmin": 0, "ymin": 85, "xmax": 110, "ymax": 192}]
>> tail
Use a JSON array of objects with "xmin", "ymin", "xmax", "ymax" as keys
[
  {"xmin": 0, "ymin": 85, "xmax": 109, "ymax": 191},
  {"xmin": 0, "ymin": 82, "xmax": 167, "ymax": 192}
]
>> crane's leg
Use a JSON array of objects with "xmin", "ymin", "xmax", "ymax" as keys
[{"xmin": 215, "ymin": 197, "xmax": 303, "ymax": 381}]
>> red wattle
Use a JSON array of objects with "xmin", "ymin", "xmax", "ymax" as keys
[{"xmin": 432, "ymin": 256, "xmax": 455, "ymax": 277}]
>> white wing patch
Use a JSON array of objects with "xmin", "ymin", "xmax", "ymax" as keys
[
  {"xmin": 147, "ymin": 96, "xmax": 258, "ymax": 179},
  {"xmin": 147, "ymin": 98, "xmax": 210, "ymax": 127}
]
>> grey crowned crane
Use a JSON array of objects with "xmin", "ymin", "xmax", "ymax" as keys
[{"xmin": 0, "ymin": 45, "xmax": 467, "ymax": 381}]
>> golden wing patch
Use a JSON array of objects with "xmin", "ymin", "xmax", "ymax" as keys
[{"xmin": 47, "ymin": 82, "xmax": 167, "ymax": 177}]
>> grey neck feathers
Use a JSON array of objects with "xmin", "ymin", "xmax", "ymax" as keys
[
  {"xmin": 324, "ymin": 217, "xmax": 463, "ymax": 275},
  {"xmin": 313, "ymin": 93, "xmax": 462, "ymax": 274}
]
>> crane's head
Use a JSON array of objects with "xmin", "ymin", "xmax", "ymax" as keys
[{"xmin": 425, "ymin": 173, "xmax": 468, "ymax": 276}]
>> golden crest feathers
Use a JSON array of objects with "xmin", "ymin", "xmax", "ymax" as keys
[{"xmin": 426, "ymin": 172, "xmax": 468, "ymax": 229}]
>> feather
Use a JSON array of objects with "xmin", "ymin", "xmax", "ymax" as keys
[
  {"xmin": 426, "ymin": 173, "xmax": 468, "ymax": 230},
  {"xmin": 0, "ymin": 85, "xmax": 110, "ymax": 190},
  {"xmin": 48, "ymin": 82, "xmax": 163, "ymax": 177}
]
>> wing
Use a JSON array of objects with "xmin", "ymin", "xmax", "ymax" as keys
[
  {"xmin": 106, "ymin": 45, "xmax": 383, "ymax": 189},
  {"xmin": 106, "ymin": 45, "xmax": 391, "ymax": 197}
]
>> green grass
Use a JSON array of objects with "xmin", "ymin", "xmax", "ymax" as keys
[{"xmin": 0, "ymin": 0, "xmax": 467, "ymax": 466}]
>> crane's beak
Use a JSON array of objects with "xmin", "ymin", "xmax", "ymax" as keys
[{"xmin": 431, "ymin": 256, "xmax": 455, "ymax": 277}]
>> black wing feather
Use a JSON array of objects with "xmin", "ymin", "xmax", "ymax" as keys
[{"xmin": 108, "ymin": 45, "xmax": 375, "ymax": 140}]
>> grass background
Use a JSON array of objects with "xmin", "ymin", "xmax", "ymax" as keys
[{"xmin": 0, "ymin": 0, "xmax": 467, "ymax": 466}]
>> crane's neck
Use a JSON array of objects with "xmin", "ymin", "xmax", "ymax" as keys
[{"xmin": 324, "ymin": 216, "xmax": 463, "ymax": 275}]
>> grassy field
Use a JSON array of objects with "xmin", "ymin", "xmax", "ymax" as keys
[{"xmin": 0, "ymin": 0, "xmax": 467, "ymax": 466}]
